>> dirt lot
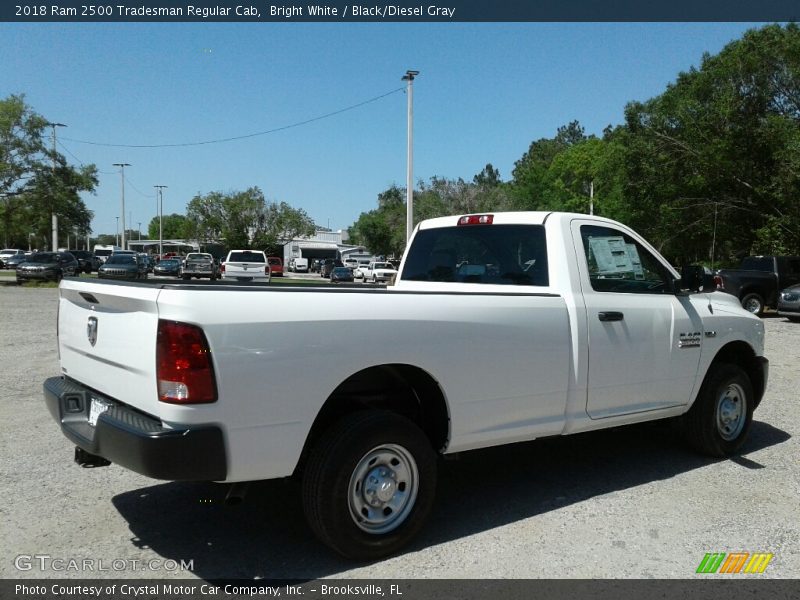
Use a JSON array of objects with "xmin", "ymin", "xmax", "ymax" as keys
[{"xmin": 1, "ymin": 283, "xmax": 798, "ymax": 580}]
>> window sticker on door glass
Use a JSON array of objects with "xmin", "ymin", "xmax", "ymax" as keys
[
  {"xmin": 588, "ymin": 236, "xmax": 634, "ymax": 274},
  {"xmin": 625, "ymin": 244, "xmax": 644, "ymax": 278}
]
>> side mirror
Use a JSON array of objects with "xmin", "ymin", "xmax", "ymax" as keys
[{"xmin": 676, "ymin": 265, "xmax": 716, "ymax": 294}]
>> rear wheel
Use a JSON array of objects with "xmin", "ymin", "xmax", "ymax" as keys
[
  {"xmin": 741, "ymin": 293, "xmax": 764, "ymax": 316},
  {"xmin": 683, "ymin": 363, "xmax": 754, "ymax": 457},
  {"xmin": 302, "ymin": 411, "xmax": 437, "ymax": 559}
]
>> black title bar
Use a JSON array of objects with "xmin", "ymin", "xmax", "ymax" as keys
[{"xmin": 3, "ymin": 0, "xmax": 800, "ymax": 22}]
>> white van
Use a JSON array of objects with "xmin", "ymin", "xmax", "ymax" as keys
[{"xmin": 292, "ymin": 257, "xmax": 309, "ymax": 273}]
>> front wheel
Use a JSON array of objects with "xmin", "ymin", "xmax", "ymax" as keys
[
  {"xmin": 302, "ymin": 411, "xmax": 437, "ymax": 559},
  {"xmin": 683, "ymin": 363, "xmax": 754, "ymax": 457},
  {"xmin": 741, "ymin": 293, "xmax": 764, "ymax": 316}
]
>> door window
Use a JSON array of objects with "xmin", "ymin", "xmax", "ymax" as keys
[{"xmin": 580, "ymin": 225, "xmax": 672, "ymax": 294}]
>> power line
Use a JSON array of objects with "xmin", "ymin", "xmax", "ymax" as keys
[{"xmin": 61, "ymin": 87, "xmax": 406, "ymax": 149}]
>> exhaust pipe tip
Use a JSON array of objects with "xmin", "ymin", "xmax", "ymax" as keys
[{"xmin": 224, "ymin": 482, "xmax": 250, "ymax": 506}]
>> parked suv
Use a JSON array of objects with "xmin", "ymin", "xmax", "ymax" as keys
[
  {"xmin": 70, "ymin": 250, "xmax": 102, "ymax": 274},
  {"xmin": 16, "ymin": 251, "xmax": 79, "ymax": 283},
  {"xmin": 320, "ymin": 259, "xmax": 344, "ymax": 278}
]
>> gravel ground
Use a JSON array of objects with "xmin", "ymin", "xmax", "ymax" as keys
[{"xmin": 1, "ymin": 282, "xmax": 798, "ymax": 580}]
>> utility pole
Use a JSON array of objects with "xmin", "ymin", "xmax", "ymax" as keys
[
  {"xmin": 589, "ymin": 179, "xmax": 594, "ymax": 216},
  {"xmin": 154, "ymin": 185, "xmax": 167, "ymax": 258},
  {"xmin": 113, "ymin": 163, "xmax": 131, "ymax": 249},
  {"xmin": 138, "ymin": 222, "xmax": 142, "ymax": 241},
  {"xmin": 49, "ymin": 123, "xmax": 66, "ymax": 250},
  {"xmin": 115, "ymin": 217, "xmax": 119, "ymax": 246},
  {"xmin": 402, "ymin": 70, "xmax": 419, "ymax": 243}
]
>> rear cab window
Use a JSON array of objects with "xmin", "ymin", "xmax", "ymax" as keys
[
  {"xmin": 228, "ymin": 251, "xmax": 266, "ymax": 263},
  {"xmin": 401, "ymin": 224, "xmax": 549, "ymax": 286}
]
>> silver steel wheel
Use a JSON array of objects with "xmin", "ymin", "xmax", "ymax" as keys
[
  {"xmin": 742, "ymin": 295, "xmax": 762, "ymax": 314},
  {"xmin": 716, "ymin": 382, "xmax": 747, "ymax": 441},
  {"xmin": 348, "ymin": 444, "xmax": 419, "ymax": 535}
]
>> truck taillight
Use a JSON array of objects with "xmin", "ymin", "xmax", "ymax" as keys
[
  {"xmin": 220, "ymin": 263, "xmax": 225, "ymax": 274},
  {"xmin": 457, "ymin": 214, "xmax": 494, "ymax": 226},
  {"xmin": 156, "ymin": 320, "xmax": 217, "ymax": 404},
  {"xmin": 714, "ymin": 275, "xmax": 723, "ymax": 290}
]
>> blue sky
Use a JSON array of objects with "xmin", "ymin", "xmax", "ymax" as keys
[{"xmin": 2, "ymin": 22, "xmax": 764, "ymax": 237}]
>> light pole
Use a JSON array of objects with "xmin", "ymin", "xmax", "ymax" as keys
[
  {"xmin": 402, "ymin": 70, "xmax": 419, "ymax": 244},
  {"xmin": 115, "ymin": 217, "xmax": 119, "ymax": 246},
  {"xmin": 154, "ymin": 185, "xmax": 167, "ymax": 257},
  {"xmin": 113, "ymin": 163, "xmax": 131, "ymax": 249},
  {"xmin": 48, "ymin": 122, "xmax": 66, "ymax": 250},
  {"xmin": 138, "ymin": 222, "xmax": 142, "ymax": 241}
]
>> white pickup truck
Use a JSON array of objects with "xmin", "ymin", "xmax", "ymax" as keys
[
  {"xmin": 44, "ymin": 212, "xmax": 768, "ymax": 559},
  {"xmin": 362, "ymin": 260, "xmax": 399, "ymax": 284}
]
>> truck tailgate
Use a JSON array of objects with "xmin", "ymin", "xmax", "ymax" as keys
[{"xmin": 58, "ymin": 280, "xmax": 162, "ymax": 417}]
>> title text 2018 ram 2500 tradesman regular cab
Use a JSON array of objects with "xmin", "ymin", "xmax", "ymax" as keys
[{"xmin": 44, "ymin": 212, "xmax": 768, "ymax": 559}]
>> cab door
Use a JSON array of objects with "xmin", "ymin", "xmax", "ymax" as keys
[{"xmin": 571, "ymin": 220, "xmax": 704, "ymax": 418}]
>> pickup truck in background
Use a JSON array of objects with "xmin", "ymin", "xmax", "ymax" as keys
[
  {"xmin": 181, "ymin": 252, "xmax": 219, "ymax": 281},
  {"xmin": 44, "ymin": 212, "xmax": 768, "ymax": 559},
  {"xmin": 220, "ymin": 249, "xmax": 269, "ymax": 282},
  {"xmin": 715, "ymin": 255, "xmax": 800, "ymax": 315},
  {"xmin": 361, "ymin": 260, "xmax": 399, "ymax": 284}
]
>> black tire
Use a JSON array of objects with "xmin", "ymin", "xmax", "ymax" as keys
[
  {"xmin": 787, "ymin": 316, "xmax": 800, "ymax": 323},
  {"xmin": 683, "ymin": 363, "xmax": 754, "ymax": 457},
  {"xmin": 741, "ymin": 293, "xmax": 764, "ymax": 316},
  {"xmin": 302, "ymin": 410, "xmax": 437, "ymax": 560}
]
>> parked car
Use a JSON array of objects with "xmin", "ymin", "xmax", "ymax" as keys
[
  {"xmin": 16, "ymin": 251, "xmax": 79, "ymax": 283},
  {"xmin": 97, "ymin": 253, "xmax": 147, "ymax": 280},
  {"xmin": 0, "ymin": 248, "xmax": 26, "ymax": 269},
  {"xmin": 153, "ymin": 258, "xmax": 182, "ymax": 278},
  {"xmin": 320, "ymin": 259, "xmax": 344, "ymax": 278},
  {"xmin": 329, "ymin": 266, "xmax": 354, "ymax": 283},
  {"xmin": 362, "ymin": 261, "xmax": 399, "ymax": 284},
  {"xmin": 353, "ymin": 259, "xmax": 372, "ymax": 279},
  {"xmin": 288, "ymin": 257, "xmax": 308, "ymax": 273},
  {"xmin": 181, "ymin": 252, "xmax": 219, "ymax": 280},
  {"xmin": 70, "ymin": 250, "xmax": 102, "ymax": 274},
  {"xmin": 777, "ymin": 284, "xmax": 800, "ymax": 322},
  {"xmin": 267, "ymin": 256, "xmax": 284, "ymax": 277},
  {"xmin": 3, "ymin": 253, "xmax": 29, "ymax": 271},
  {"xmin": 715, "ymin": 255, "xmax": 800, "ymax": 315},
  {"xmin": 220, "ymin": 249, "xmax": 270, "ymax": 282}
]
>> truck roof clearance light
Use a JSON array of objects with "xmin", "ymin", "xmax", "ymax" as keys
[
  {"xmin": 157, "ymin": 320, "xmax": 218, "ymax": 404},
  {"xmin": 457, "ymin": 214, "xmax": 494, "ymax": 226}
]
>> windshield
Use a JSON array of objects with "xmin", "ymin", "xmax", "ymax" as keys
[
  {"xmin": 159, "ymin": 260, "xmax": 179, "ymax": 267},
  {"xmin": 373, "ymin": 263, "xmax": 391, "ymax": 269},
  {"xmin": 106, "ymin": 255, "xmax": 136, "ymax": 265},
  {"xmin": 28, "ymin": 253, "xmax": 58, "ymax": 263},
  {"xmin": 187, "ymin": 254, "xmax": 212, "ymax": 262},
  {"xmin": 95, "ymin": 249, "xmax": 113, "ymax": 257}
]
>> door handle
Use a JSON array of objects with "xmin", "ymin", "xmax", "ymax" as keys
[{"xmin": 598, "ymin": 311, "xmax": 624, "ymax": 322}]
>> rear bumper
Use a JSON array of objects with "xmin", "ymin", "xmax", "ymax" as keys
[{"xmin": 44, "ymin": 376, "xmax": 227, "ymax": 481}]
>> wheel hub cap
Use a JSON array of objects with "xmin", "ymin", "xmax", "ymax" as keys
[
  {"xmin": 348, "ymin": 444, "xmax": 419, "ymax": 534},
  {"xmin": 716, "ymin": 383, "xmax": 746, "ymax": 441}
]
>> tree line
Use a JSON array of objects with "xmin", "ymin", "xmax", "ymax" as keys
[{"xmin": 349, "ymin": 24, "xmax": 800, "ymax": 267}]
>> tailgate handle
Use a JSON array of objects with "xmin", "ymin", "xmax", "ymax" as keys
[{"xmin": 598, "ymin": 311, "xmax": 624, "ymax": 322}]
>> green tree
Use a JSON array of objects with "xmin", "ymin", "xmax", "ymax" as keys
[
  {"xmin": 510, "ymin": 121, "xmax": 589, "ymax": 210},
  {"xmin": 148, "ymin": 213, "xmax": 190, "ymax": 240},
  {"xmin": 0, "ymin": 94, "xmax": 97, "ymax": 248},
  {"xmin": 621, "ymin": 23, "xmax": 800, "ymax": 262}
]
